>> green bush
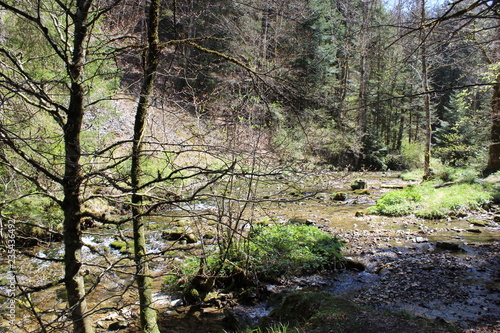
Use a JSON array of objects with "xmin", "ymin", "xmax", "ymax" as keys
[
  {"xmin": 163, "ymin": 225, "xmax": 344, "ymax": 296},
  {"xmin": 245, "ymin": 224, "xmax": 344, "ymax": 281}
]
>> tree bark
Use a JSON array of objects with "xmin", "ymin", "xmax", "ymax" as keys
[
  {"xmin": 485, "ymin": 18, "xmax": 500, "ymax": 175},
  {"xmin": 420, "ymin": 0, "xmax": 432, "ymax": 179},
  {"xmin": 131, "ymin": 0, "xmax": 161, "ymax": 332},
  {"xmin": 63, "ymin": 1, "xmax": 94, "ymax": 332}
]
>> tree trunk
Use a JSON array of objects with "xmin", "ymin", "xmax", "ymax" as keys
[
  {"xmin": 131, "ymin": 0, "xmax": 161, "ymax": 332},
  {"xmin": 420, "ymin": 0, "xmax": 432, "ymax": 179},
  {"xmin": 485, "ymin": 19, "xmax": 500, "ymax": 175},
  {"xmin": 487, "ymin": 72, "xmax": 500, "ymax": 174},
  {"xmin": 63, "ymin": 1, "xmax": 94, "ymax": 332}
]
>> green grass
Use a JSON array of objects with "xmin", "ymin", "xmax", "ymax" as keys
[
  {"xmin": 400, "ymin": 166, "xmax": 481, "ymax": 183},
  {"xmin": 369, "ymin": 182, "xmax": 492, "ymax": 219},
  {"xmin": 400, "ymin": 169, "xmax": 424, "ymax": 181}
]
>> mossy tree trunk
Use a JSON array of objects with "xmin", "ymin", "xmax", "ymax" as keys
[
  {"xmin": 62, "ymin": 1, "xmax": 94, "ymax": 332},
  {"xmin": 130, "ymin": 0, "xmax": 161, "ymax": 332},
  {"xmin": 63, "ymin": 0, "xmax": 94, "ymax": 333}
]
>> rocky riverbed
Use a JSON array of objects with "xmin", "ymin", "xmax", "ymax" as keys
[
  {"xmin": 153, "ymin": 173, "xmax": 500, "ymax": 333},
  {"xmin": 1, "ymin": 172, "xmax": 499, "ymax": 332},
  {"xmin": 327, "ymin": 227, "xmax": 500, "ymax": 332}
]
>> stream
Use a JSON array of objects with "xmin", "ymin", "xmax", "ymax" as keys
[{"xmin": 1, "ymin": 172, "xmax": 499, "ymax": 332}]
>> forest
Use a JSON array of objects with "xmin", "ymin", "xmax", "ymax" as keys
[{"xmin": 0, "ymin": 0, "xmax": 499, "ymax": 332}]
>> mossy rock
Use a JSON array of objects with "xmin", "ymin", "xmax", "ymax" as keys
[
  {"xmin": 467, "ymin": 219, "xmax": 489, "ymax": 227},
  {"xmin": 353, "ymin": 189, "xmax": 370, "ymax": 195},
  {"xmin": 333, "ymin": 192, "xmax": 347, "ymax": 201},
  {"xmin": 110, "ymin": 240, "xmax": 126, "ymax": 249},
  {"xmin": 258, "ymin": 291, "xmax": 457, "ymax": 333},
  {"xmin": 162, "ymin": 229, "xmax": 199, "ymax": 243},
  {"xmin": 109, "ymin": 241, "xmax": 134, "ymax": 255},
  {"xmin": 351, "ymin": 179, "xmax": 367, "ymax": 190}
]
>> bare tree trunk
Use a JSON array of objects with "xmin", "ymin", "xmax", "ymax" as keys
[
  {"xmin": 420, "ymin": 0, "xmax": 432, "ymax": 179},
  {"xmin": 487, "ymin": 71, "xmax": 500, "ymax": 174},
  {"xmin": 131, "ymin": 0, "xmax": 161, "ymax": 331},
  {"xmin": 63, "ymin": 1, "xmax": 94, "ymax": 332},
  {"xmin": 485, "ymin": 18, "xmax": 500, "ymax": 174},
  {"xmin": 357, "ymin": 1, "xmax": 370, "ymax": 140}
]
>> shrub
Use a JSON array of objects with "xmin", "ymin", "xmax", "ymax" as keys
[
  {"xmin": 162, "ymin": 225, "xmax": 344, "ymax": 298},
  {"xmin": 244, "ymin": 224, "xmax": 344, "ymax": 281}
]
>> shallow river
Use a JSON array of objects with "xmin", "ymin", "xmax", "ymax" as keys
[{"xmin": 1, "ymin": 172, "xmax": 499, "ymax": 332}]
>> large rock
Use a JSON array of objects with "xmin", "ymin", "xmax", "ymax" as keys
[
  {"xmin": 161, "ymin": 229, "xmax": 198, "ymax": 243},
  {"xmin": 108, "ymin": 320, "xmax": 128, "ymax": 331},
  {"xmin": 435, "ymin": 241, "xmax": 464, "ymax": 252},
  {"xmin": 351, "ymin": 179, "xmax": 367, "ymax": 190},
  {"xmin": 288, "ymin": 217, "xmax": 314, "ymax": 225},
  {"xmin": 333, "ymin": 192, "xmax": 348, "ymax": 201},
  {"xmin": 342, "ymin": 258, "xmax": 366, "ymax": 271},
  {"xmin": 223, "ymin": 308, "xmax": 254, "ymax": 331}
]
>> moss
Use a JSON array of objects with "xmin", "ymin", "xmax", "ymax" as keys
[
  {"xmin": 109, "ymin": 240, "xmax": 134, "ymax": 255},
  {"xmin": 468, "ymin": 219, "xmax": 489, "ymax": 227}
]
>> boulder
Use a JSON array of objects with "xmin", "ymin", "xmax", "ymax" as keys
[
  {"xmin": 333, "ymin": 192, "xmax": 347, "ymax": 201},
  {"xmin": 288, "ymin": 217, "xmax": 314, "ymax": 225},
  {"xmin": 342, "ymin": 258, "xmax": 366, "ymax": 271},
  {"xmin": 435, "ymin": 241, "xmax": 464, "ymax": 252},
  {"xmin": 468, "ymin": 219, "xmax": 489, "ymax": 227},
  {"xmin": 353, "ymin": 189, "xmax": 370, "ymax": 195},
  {"xmin": 108, "ymin": 320, "xmax": 129, "ymax": 331},
  {"xmin": 351, "ymin": 179, "xmax": 367, "ymax": 190},
  {"xmin": 223, "ymin": 308, "xmax": 253, "ymax": 331},
  {"xmin": 162, "ymin": 229, "xmax": 198, "ymax": 243}
]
